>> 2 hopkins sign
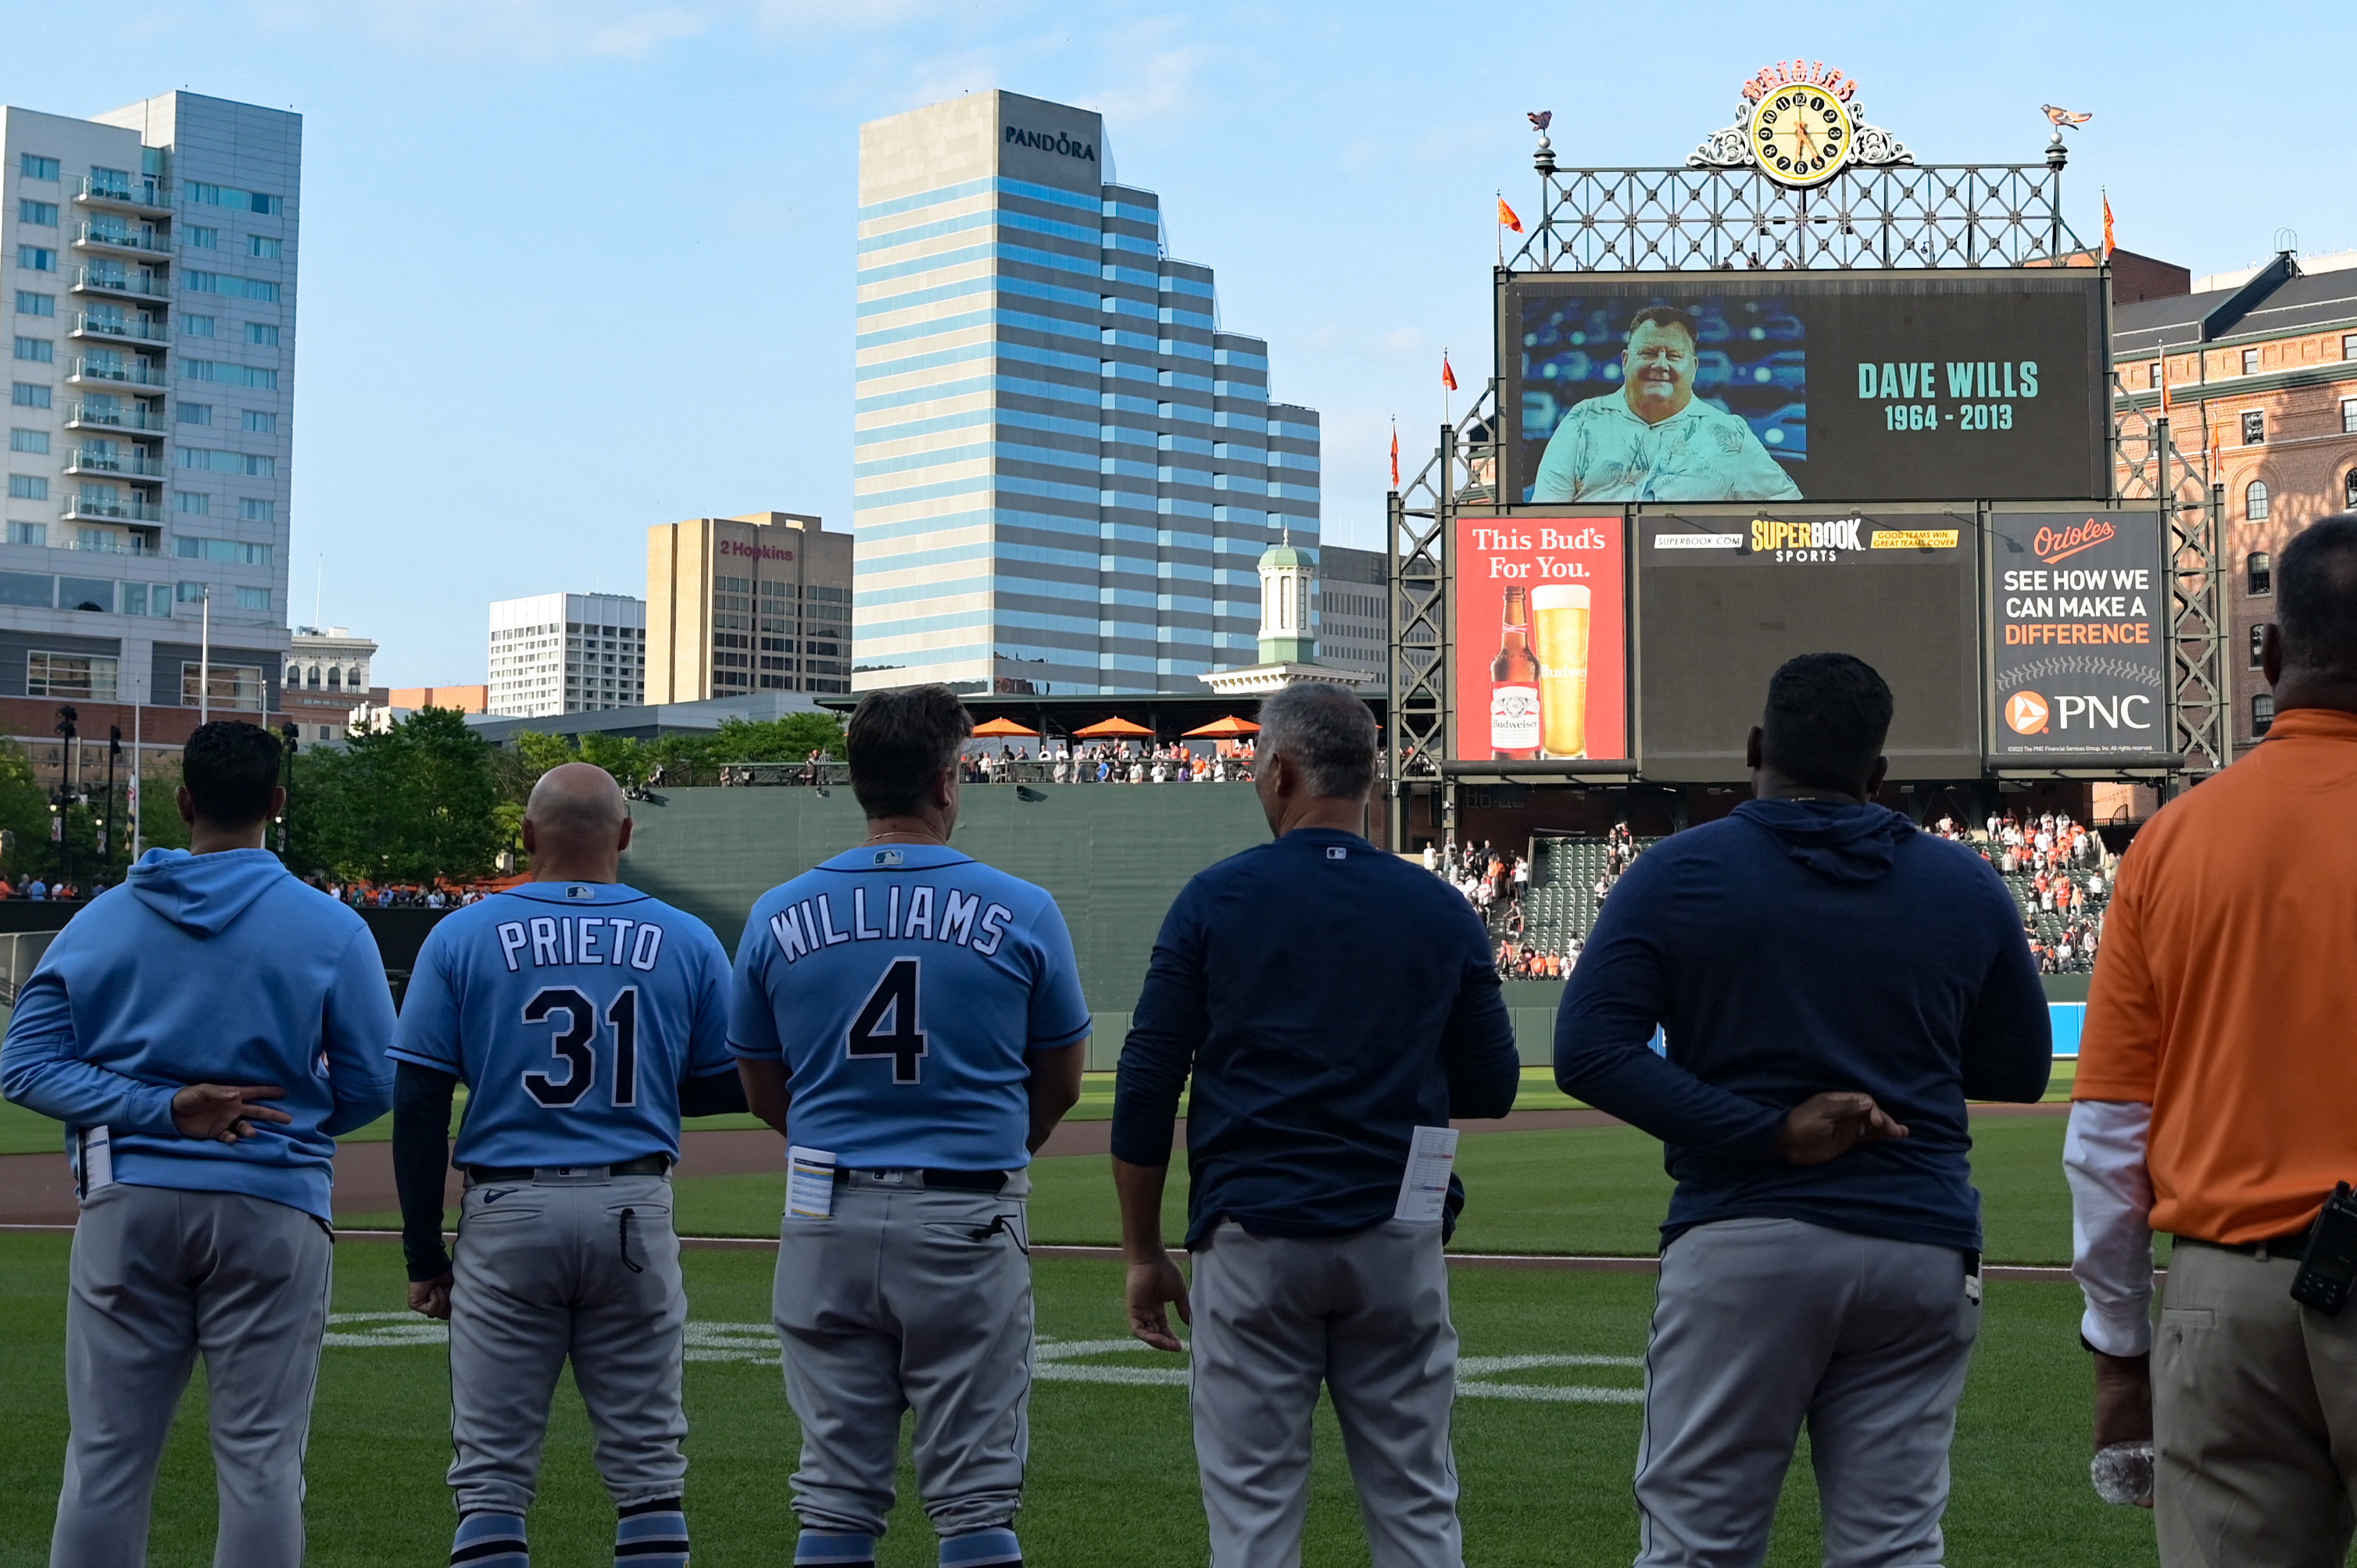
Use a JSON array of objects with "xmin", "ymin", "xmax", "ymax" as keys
[{"xmin": 1989, "ymin": 510, "xmax": 2169, "ymax": 757}]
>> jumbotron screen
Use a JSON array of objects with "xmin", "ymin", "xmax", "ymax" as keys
[
  {"xmin": 1635, "ymin": 510, "xmax": 1983, "ymax": 781},
  {"xmin": 1498, "ymin": 270, "xmax": 2108, "ymax": 505}
]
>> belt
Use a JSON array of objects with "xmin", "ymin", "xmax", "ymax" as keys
[
  {"xmin": 2178, "ymin": 1223, "xmax": 2314, "ymax": 1261},
  {"xmin": 466, "ymin": 1154, "xmax": 671, "ymax": 1184},
  {"xmin": 833, "ymin": 1166, "xmax": 1009, "ymax": 1193}
]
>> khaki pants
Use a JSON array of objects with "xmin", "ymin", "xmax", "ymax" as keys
[{"xmin": 2156, "ymin": 1241, "xmax": 2357, "ymax": 1567}]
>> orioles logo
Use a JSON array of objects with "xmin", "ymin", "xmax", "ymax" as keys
[{"xmin": 2005, "ymin": 691, "xmax": 2051, "ymax": 734}]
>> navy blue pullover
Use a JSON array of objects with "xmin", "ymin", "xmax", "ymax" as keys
[
  {"xmin": 1112, "ymin": 827, "xmax": 1522, "ymax": 1248},
  {"xmin": 1553, "ymin": 800, "xmax": 2050, "ymax": 1255}
]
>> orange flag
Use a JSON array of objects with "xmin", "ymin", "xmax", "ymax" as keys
[
  {"xmin": 1442, "ymin": 353, "xmax": 1459, "ymax": 393},
  {"xmin": 1498, "ymin": 197, "xmax": 1523, "ymax": 233},
  {"xmin": 2101, "ymin": 189, "xmax": 2116, "ymax": 259},
  {"xmin": 1390, "ymin": 423, "xmax": 1400, "ymax": 490}
]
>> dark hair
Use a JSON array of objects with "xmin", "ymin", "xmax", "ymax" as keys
[
  {"xmin": 182, "ymin": 720, "xmax": 284, "ymax": 828},
  {"xmin": 1625, "ymin": 306, "xmax": 1699, "ymax": 348},
  {"xmin": 1759, "ymin": 653, "xmax": 1894, "ymax": 795},
  {"xmin": 846, "ymin": 685, "xmax": 972, "ymax": 819},
  {"xmin": 1258, "ymin": 683, "xmax": 1378, "ymax": 799},
  {"xmin": 2277, "ymin": 513, "xmax": 2357, "ymax": 679}
]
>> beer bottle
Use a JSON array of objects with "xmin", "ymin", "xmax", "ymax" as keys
[{"xmin": 1490, "ymin": 584, "xmax": 1541, "ymax": 760}]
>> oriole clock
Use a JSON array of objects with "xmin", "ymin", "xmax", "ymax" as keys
[{"xmin": 1750, "ymin": 84, "xmax": 1853, "ymax": 188}]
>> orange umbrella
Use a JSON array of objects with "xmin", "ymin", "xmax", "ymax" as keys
[
  {"xmin": 1072, "ymin": 716, "xmax": 1153, "ymax": 738},
  {"xmin": 1182, "ymin": 715, "xmax": 1261, "ymax": 738},
  {"xmin": 971, "ymin": 716, "xmax": 1039, "ymax": 737}
]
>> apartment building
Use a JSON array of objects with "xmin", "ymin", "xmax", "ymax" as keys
[{"xmin": 487, "ymin": 591, "xmax": 645, "ymax": 719}]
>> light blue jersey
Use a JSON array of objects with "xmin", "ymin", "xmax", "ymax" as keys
[
  {"xmin": 391, "ymin": 880, "xmax": 733, "ymax": 1170},
  {"xmin": 729, "ymin": 843, "xmax": 1091, "ymax": 1170}
]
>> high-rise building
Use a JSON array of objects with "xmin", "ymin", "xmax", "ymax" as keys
[
  {"xmin": 281, "ymin": 625, "xmax": 378, "ymax": 741},
  {"xmin": 1314, "ymin": 544, "xmax": 1389, "ymax": 680},
  {"xmin": 1, "ymin": 91, "xmax": 297, "ymax": 715},
  {"xmin": 646, "ymin": 510, "xmax": 853, "ymax": 702},
  {"xmin": 487, "ymin": 592, "xmax": 645, "ymax": 718},
  {"xmin": 853, "ymin": 90, "xmax": 1320, "ymax": 696}
]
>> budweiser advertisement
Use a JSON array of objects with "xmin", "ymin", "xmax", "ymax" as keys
[
  {"xmin": 1450, "ymin": 516, "xmax": 1628, "ymax": 763},
  {"xmin": 1987, "ymin": 509, "xmax": 2169, "ymax": 757}
]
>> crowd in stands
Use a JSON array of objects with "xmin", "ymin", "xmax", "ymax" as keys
[
  {"xmin": 1929, "ymin": 809, "xmax": 2111, "ymax": 973},
  {"xmin": 1032, "ymin": 740, "xmax": 1254, "ymax": 784},
  {"xmin": 308, "ymin": 879, "xmax": 492, "ymax": 909}
]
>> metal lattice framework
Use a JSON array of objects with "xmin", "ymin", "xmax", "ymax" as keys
[{"xmin": 2111, "ymin": 377, "xmax": 2230, "ymax": 772}]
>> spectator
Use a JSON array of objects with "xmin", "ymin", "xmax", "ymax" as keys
[
  {"xmin": 1555, "ymin": 652, "xmax": 2050, "ymax": 1564},
  {"xmin": 1114, "ymin": 683, "xmax": 1519, "ymax": 1568},
  {"xmin": 27, "ymin": 875, "xmax": 48, "ymax": 901},
  {"xmin": 2068, "ymin": 514, "xmax": 2357, "ymax": 1553}
]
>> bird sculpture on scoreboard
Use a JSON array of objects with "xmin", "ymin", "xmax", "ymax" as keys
[
  {"xmin": 1528, "ymin": 111, "xmax": 1552, "ymax": 134},
  {"xmin": 2040, "ymin": 104, "xmax": 2094, "ymax": 130}
]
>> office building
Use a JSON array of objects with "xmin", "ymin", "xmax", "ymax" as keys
[
  {"xmin": 1314, "ymin": 544, "xmax": 1388, "ymax": 680},
  {"xmin": 281, "ymin": 624, "xmax": 379, "ymax": 741},
  {"xmin": 853, "ymin": 90, "xmax": 1321, "ymax": 696},
  {"xmin": 2, "ymin": 91, "xmax": 297, "ymax": 713},
  {"xmin": 646, "ymin": 510, "xmax": 851, "ymax": 702},
  {"xmin": 387, "ymin": 684, "xmax": 485, "ymax": 713},
  {"xmin": 487, "ymin": 591, "xmax": 644, "ymax": 719}
]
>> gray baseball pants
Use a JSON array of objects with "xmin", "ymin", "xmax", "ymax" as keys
[
  {"xmin": 1634, "ymin": 1216, "xmax": 1980, "ymax": 1568},
  {"xmin": 446, "ymin": 1172, "xmax": 688, "ymax": 1514},
  {"xmin": 50, "ymin": 1181, "xmax": 333, "ymax": 1568},
  {"xmin": 771, "ymin": 1171, "xmax": 1034, "ymax": 1539},
  {"xmin": 1188, "ymin": 1217, "xmax": 1464, "ymax": 1568}
]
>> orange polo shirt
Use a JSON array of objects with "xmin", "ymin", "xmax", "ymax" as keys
[{"xmin": 2077, "ymin": 708, "xmax": 2357, "ymax": 1243}]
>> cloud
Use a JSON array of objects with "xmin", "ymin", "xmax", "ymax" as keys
[
  {"xmin": 755, "ymin": 0, "xmax": 940, "ymax": 28},
  {"xmin": 585, "ymin": 5, "xmax": 710, "ymax": 54},
  {"xmin": 1086, "ymin": 44, "xmax": 1207, "ymax": 130},
  {"xmin": 285, "ymin": 0, "xmax": 717, "ymax": 59}
]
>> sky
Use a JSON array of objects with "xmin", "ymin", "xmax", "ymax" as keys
[{"xmin": 7, "ymin": 0, "xmax": 2355, "ymax": 686}]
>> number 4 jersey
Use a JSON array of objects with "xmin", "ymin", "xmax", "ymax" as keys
[
  {"xmin": 390, "ymin": 881, "xmax": 735, "ymax": 1170},
  {"xmin": 729, "ymin": 843, "xmax": 1091, "ymax": 1171}
]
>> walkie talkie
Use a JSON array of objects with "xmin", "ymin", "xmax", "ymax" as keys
[{"xmin": 2291, "ymin": 1183, "xmax": 2357, "ymax": 1316}]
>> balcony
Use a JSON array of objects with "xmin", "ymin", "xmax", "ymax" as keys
[
  {"xmin": 65, "ymin": 402, "xmax": 167, "ymax": 433},
  {"xmin": 74, "ymin": 222, "xmax": 172, "ymax": 259},
  {"xmin": 68, "ymin": 312, "xmax": 168, "ymax": 345},
  {"xmin": 66, "ymin": 357, "xmax": 169, "ymax": 390},
  {"xmin": 62, "ymin": 495, "xmax": 164, "ymax": 524},
  {"xmin": 63, "ymin": 448, "xmax": 166, "ymax": 480},
  {"xmin": 69, "ymin": 266, "xmax": 169, "ymax": 302},
  {"xmin": 76, "ymin": 176, "xmax": 171, "ymax": 215}
]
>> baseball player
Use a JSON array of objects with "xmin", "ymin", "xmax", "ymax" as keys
[
  {"xmin": 392, "ymin": 763, "xmax": 744, "ymax": 1568},
  {"xmin": 0, "ymin": 720, "xmax": 397, "ymax": 1568},
  {"xmin": 731, "ymin": 686, "xmax": 1090, "ymax": 1568}
]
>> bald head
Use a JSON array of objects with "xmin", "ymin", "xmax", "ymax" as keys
[{"xmin": 523, "ymin": 763, "xmax": 631, "ymax": 882}]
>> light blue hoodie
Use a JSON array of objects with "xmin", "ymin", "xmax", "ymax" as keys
[{"xmin": 0, "ymin": 847, "xmax": 395, "ymax": 1221}]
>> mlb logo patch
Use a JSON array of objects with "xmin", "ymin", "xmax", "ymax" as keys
[
  {"xmin": 871, "ymin": 848, "xmax": 904, "ymax": 866},
  {"xmin": 566, "ymin": 884, "xmax": 594, "ymax": 900},
  {"xmin": 1326, "ymin": 847, "xmax": 1347, "ymax": 861}
]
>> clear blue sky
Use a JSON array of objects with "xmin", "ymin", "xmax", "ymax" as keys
[{"xmin": 9, "ymin": 1, "xmax": 2352, "ymax": 686}]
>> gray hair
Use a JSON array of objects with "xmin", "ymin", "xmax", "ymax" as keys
[{"xmin": 1257, "ymin": 684, "xmax": 1377, "ymax": 799}]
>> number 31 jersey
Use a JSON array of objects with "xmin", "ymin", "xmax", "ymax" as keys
[
  {"xmin": 390, "ymin": 880, "xmax": 734, "ymax": 1170},
  {"xmin": 729, "ymin": 843, "xmax": 1091, "ymax": 1171}
]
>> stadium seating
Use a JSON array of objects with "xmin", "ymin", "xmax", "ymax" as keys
[{"xmin": 1514, "ymin": 834, "xmax": 1663, "ymax": 956}]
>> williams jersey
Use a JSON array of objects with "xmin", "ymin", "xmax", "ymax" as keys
[
  {"xmin": 729, "ymin": 842, "xmax": 1090, "ymax": 1171},
  {"xmin": 391, "ymin": 880, "xmax": 733, "ymax": 1170}
]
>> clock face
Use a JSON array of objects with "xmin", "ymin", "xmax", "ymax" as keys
[{"xmin": 1749, "ymin": 86, "xmax": 1854, "ymax": 188}]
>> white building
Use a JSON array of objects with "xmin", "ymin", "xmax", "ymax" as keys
[
  {"xmin": 2, "ymin": 91, "xmax": 298, "ymax": 713},
  {"xmin": 488, "ymin": 591, "xmax": 646, "ymax": 718},
  {"xmin": 281, "ymin": 624, "xmax": 375, "ymax": 742}
]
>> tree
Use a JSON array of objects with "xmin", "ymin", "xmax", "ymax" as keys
[
  {"xmin": 288, "ymin": 708, "xmax": 503, "ymax": 884},
  {"xmin": 0, "ymin": 741, "xmax": 53, "ymax": 880}
]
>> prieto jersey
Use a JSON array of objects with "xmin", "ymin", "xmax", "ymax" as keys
[
  {"xmin": 391, "ymin": 880, "xmax": 734, "ymax": 1170},
  {"xmin": 729, "ymin": 843, "xmax": 1091, "ymax": 1170}
]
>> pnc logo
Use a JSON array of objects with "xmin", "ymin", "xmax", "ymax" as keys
[
  {"xmin": 2005, "ymin": 691, "xmax": 2051, "ymax": 734},
  {"xmin": 2031, "ymin": 518, "xmax": 2116, "ymax": 565}
]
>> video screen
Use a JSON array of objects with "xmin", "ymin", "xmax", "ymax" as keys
[
  {"xmin": 1448, "ymin": 515, "xmax": 1627, "ymax": 763},
  {"xmin": 1500, "ymin": 271, "xmax": 2108, "ymax": 505},
  {"xmin": 1634, "ymin": 510, "xmax": 1982, "ymax": 781},
  {"xmin": 1987, "ymin": 509, "xmax": 2169, "ymax": 757}
]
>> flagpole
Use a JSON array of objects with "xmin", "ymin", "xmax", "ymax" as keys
[
  {"xmin": 1496, "ymin": 190, "xmax": 1504, "ymax": 268},
  {"xmin": 1443, "ymin": 346, "xmax": 1452, "ymax": 429}
]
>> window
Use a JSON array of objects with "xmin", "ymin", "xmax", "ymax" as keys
[
  {"xmin": 11, "ymin": 383, "xmax": 48, "ymax": 408},
  {"xmin": 186, "ymin": 226, "xmax": 218, "ymax": 249},
  {"xmin": 2348, "ymin": 470, "xmax": 2357, "ymax": 511},
  {"xmin": 2148, "ymin": 361, "xmax": 2161, "ymax": 388},
  {"xmin": 7, "ymin": 521, "xmax": 42, "ymax": 546},
  {"xmin": 9, "ymin": 428, "xmax": 47, "ymax": 454},
  {"xmin": 2243, "ymin": 411, "xmax": 2265, "ymax": 445},
  {"xmin": 239, "ymin": 498, "xmax": 274, "ymax": 522},
  {"xmin": 2246, "ymin": 481, "xmax": 2269, "ymax": 522},
  {"xmin": 181, "ymin": 315, "xmax": 215, "ymax": 338},
  {"xmin": 17, "ymin": 200, "xmax": 57, "ymax": 227},
  {"xmin": 177, "ymin": 402, "xmax": 211, "ymax": 426},
  {"xmin": 2251, "ymin": 623, "xmax": 2269, "ymax": 668},
  {"xmin": 2343, "ymin": 398, "xmax": 2357, "ymax": 435},
  {"xmin": 0, "ymin": 570, "xmax": 50, "ymax": 605},
  {"xmin": 179, "ymin": 360, "xmax": 277, "ymax": 390},
  {"xmin": 186, "ymin": 184, "xmax": 281, "ymax": 216},
  {"xmin": 13, "ymin": 337, "xmax": 52, "ymax": 363},
  {"xmin": 2248, "ymin": 552, "xmax": 2273, "ymax": 595},
  {"xmin": 175, "ymin": 581, "xmax": 206, "ymax": 602},
  {"xmin": 183, "ymin": 273, "xmax": 277, "ymax": 303},
  {"xmin": 173, "ymin": 536, "xmax": 271, "ymax": 564},
  {"xmin": 8, "ymin": 475, "xmax": 48, "ymax": 500},
  {"xmin": 122, "ymin": 581, "xmax": 166, "ymax": 617},
  {"xmin": 14, "ymin": 291, "xmax": 54, "ymax": 317},
  {"xmin": 234, "ymin": 586, "xmax": 270, "ymax": 611},
  {"xmin": 2254, "ymin": 693, "xmax": 2276, "ymax": 737},
  {"xmin": 245, "ymin": 323, "xmax": 278, "ymax": 347},
  {"xmin": 177, "ymin": 447, "xmax": 274, "ymax": 477},
  {"xmin": 248, "ymin": 236, "xmax": 281, "ymax": 260},
  {"xmin": 180, "ymin": 662, "xmax": 264, "ymax": 711},
  {"xmin": 175, "ymin": 491, "xmax": 209, "ymax": 513},
  {"xmin": 241, "ymin": 410, "xmax": 275, "ymax": 434},
  {"xmin": 2241, "ymin": 348, "xmax": 2261, "ymax": 376},
  {"xmin": 19, "ymin": 155, "xmax": 59, "ymax": 180},
  {"xmin": 16, "ymin": 247, "xmax": 55, "ymax": 272},
  {"xmin": 57, "ymin": 576, "xmax": 113, "ymax": 613},
  {"xmin": 27, "ymin": 652, "xmax": 117, "ymax": 698}
]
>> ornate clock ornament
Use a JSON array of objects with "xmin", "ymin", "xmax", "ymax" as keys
[{"xmin": 1688, "ymin": 59, "xmax": 1912, "ymax": 184}]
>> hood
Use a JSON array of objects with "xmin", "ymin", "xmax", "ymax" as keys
[
  {"xmin": 1734, "ymin": 798, "xmax": 1912, "ymax": 884},
  {"xmin": 126, "ymin": 847, "xmax": 290, "ymax": 937}
]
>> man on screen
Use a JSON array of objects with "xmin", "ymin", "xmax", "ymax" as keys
[{"xmin": 1530, "ymin": 305, "xmax": 1802, "ymax": 504}]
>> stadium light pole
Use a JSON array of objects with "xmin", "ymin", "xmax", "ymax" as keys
[{"xmin": 198, "ymin": 584, "xmax": 212, "ymax": 727}]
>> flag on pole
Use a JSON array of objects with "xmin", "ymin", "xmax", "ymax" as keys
[
  {"xmin": 1442, "ymin": 352, "xmax": 1458, "ymax": 393},
  {"xmin": 1390, "ymin": 421, "xmax": 1400, "ymax": 491},
  {"xmin": 1497, "ymin": 197, "xmax": 1522, "ymax": 233},
  {"xmin": 2101, "ymin": 189, "xmax": 2116, "ymax": 259}
]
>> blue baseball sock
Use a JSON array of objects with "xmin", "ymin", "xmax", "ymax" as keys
[
  {"xmin": 795, "ymin": 1528, "xmax": 878, "ymax": 1567},
  {"xmin": 940, "ymin": 1527, "xmax": 1021, "ymax": 1567},
  {"xmin": 614, "ymin": 1497, "xmax": 689, "ymax": 1566},
  {"xmin": 452, "ymin": 1510, "xmax": 528, "ymax": 1568}
]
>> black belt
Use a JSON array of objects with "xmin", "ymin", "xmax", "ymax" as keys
[
  {"xmin": 2179, "ymin": 1223, "xmax": 2314, "ymax": 1259},
  {"xmin": 833, "ymin": 1167, "xmax": 1008, "ymax": 1193},
  {"xmin": 467, "ymin": 1154, "xmax": 670, "ymax": 1183}
]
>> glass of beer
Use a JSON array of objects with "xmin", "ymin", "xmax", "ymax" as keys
[{"xmin": 1532, "ymin": 584, "xmax": 1591, "ymax": 758}]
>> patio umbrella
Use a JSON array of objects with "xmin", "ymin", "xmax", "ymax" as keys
[
  {"xmin": 971, "ymin": 716, "xmax": 1039, "ymax": 737},
  {"xmin": 1072, "ymin": 716, "xmax": 1154, "ymax": 738},
  {"xmin": 1182, "ymin": 715, "xmax": 1261, "ymax": 738}
]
